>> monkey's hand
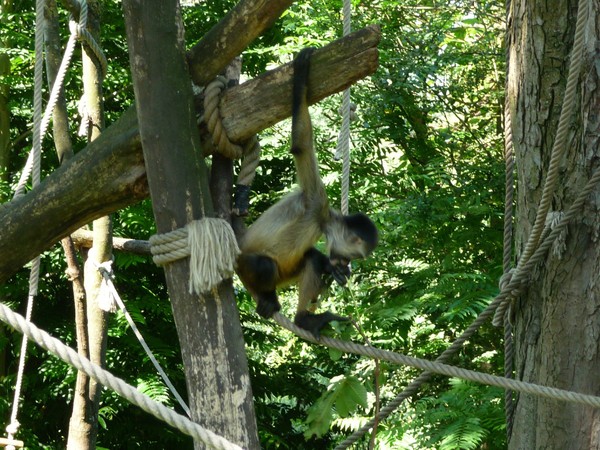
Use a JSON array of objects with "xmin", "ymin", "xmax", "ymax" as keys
[
  {"xmin": 295, "ymin": 310, "xmax": 349, "ymax": 339},
  {"xmin": 327, "ymin": 261, "xmax": 351, "ymax": 286}
]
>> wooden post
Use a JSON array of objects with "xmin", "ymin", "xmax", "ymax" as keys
[{"xmin": 122, "ymin": 1, "xmax": 259, "ymax": 448}]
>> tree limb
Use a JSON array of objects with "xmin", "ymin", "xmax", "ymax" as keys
[{"xmin": 0, "ymin": 25, "xmax": 380, "ymax": 283}]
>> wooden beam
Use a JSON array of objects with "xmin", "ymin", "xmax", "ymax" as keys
[{"xmin": 0, "ymin": 437, "xmax": 24, "ymax": 448}]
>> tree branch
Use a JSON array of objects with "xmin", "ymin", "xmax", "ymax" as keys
[{"xmin": 0, "ymin": 24, "xmax": 380, "ymax": 283}]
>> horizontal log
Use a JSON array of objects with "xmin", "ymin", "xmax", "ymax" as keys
[
  {"xmin": 0, "ymin": 25, "xmax": 380, "ymax": 283},
  {"xmin": 221, "ymin": 25, "xmax": 381, "ymax": 142},
  {"xmin": 70, "ymin": 229, "xmax": 151, "ymax": 255},
  {"xmin": 187, "ymin": 0, "xmax": 295, "ymax": 86}
]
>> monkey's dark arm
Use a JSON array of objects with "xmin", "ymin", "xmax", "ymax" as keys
[
  {"xmin": 294, "ymin": 248, "xmax": 350, "ymax": 337},
  {"xmin": 303, "ymin": 247, "xmax": 350, "ymax": 286}
]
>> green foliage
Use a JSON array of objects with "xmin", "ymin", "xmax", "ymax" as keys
[
  {"xmin": 407, "ymin": 379, "xmax": 506, "ymax": 449},
  {"xmin": 305, "ymin": 375, "xmax": 368, "ymax": 438}
]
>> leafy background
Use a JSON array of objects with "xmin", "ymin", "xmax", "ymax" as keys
[{"xmin": 0, "ymin": 0, "xmax": 506, "ymax": 448}]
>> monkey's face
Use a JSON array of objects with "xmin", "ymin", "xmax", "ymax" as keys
[{"xmin": 326, "ymin": 212, "xmax": 378, "ymax": 266}]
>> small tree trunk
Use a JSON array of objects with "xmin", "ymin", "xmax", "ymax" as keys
[
  {"xmin": 0, "ymin": 0, "xmax": 12, "ymax": 190},
  {"xmin": 66, "ymin": 2, "xmax": 110, "ymax": 447}
]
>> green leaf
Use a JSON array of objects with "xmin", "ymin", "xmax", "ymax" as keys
[
  {"xmin": 304, "ymin": 395, "xmax": 335, "ymax": 439},
  {"xmin": 333, "ymin": 376, "xmax": 368, "ymax": 418}
]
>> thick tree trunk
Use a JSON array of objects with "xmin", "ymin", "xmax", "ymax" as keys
[
  {"xmin": 122, "ymin": 1, "xmax": 259, "ymax": 448},
  {"xmin": 508, "ymin": 0, "xmax": 600, "ymax": 447},
  {"xmin": 0, "ymin": 23, "xmax": 380, "ymax": 283}
]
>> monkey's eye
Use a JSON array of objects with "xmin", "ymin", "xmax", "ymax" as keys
[{"xmin": 338, "ymin": 258, "xmax": 350, "ymax": 267}]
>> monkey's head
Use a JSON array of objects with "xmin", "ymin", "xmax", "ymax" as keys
[{"xmin": 326, "ymin": 212, "xmax": 378, "ymax": 267}]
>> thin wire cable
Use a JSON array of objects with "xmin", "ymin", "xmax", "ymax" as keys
[{"xmin": 94, "ymin": 263, "xmax": 191, "ymax": 417}]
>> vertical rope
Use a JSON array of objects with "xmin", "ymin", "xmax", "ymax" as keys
[
  {"xmin": 502, "ymin": 0, "xmax": 515, "ymax": 441},
  {"xmin": 13, "ymin": 3, "xmax": 86, "ymax": 197},
  {"xmin": 336, "ymin": 0, "xmax": 352, "ymax": 215},
  {"xmin": 492, "ymin": 0, "xmax": 590, "ymax": 326},
  {"xmin": 7, "ymin": 0, "xmax": 45, "ymax": 444},
  {"xmin": 511, "ymin": 0, "xmax": 589, "ymax": 269},
  {"xmin": 502, "ymin": 68, "xmax": 516, "ymax": 444}
]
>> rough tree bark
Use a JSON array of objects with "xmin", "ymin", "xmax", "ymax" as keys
[
  {"xmin": 0, "ymin": 23, "xmax": 380, "ymax": 283},
  {"xmin": 122, "ymin": 1, "xmax": 259, "ymax": 447},
  {"xmin": 508, "ymin": 0, "xmax": 600, "ymax": 447}
]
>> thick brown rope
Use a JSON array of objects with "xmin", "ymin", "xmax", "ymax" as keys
[{"xmin": 202, "ymin": 77, "xmax": 244, "ymax": 159}]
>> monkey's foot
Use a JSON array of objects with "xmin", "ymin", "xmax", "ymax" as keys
[
  {"xmin": 256, "ymin": 292, "xmax": 281, "ymax": 318},
  {"xmin": 294, "ymin": 310, "xmax": 349, "ymax": 339}
]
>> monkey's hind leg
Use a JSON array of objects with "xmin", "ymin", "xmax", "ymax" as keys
[
  {"xmin": 295, "ymin": 248, "xmax": 349, "ymax": 337},
  {"xmin": 237, "ymin": 253, "xmax": 281, "ymax": 318}
]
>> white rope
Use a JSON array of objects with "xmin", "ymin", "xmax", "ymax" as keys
[
  {"xmin": 335, "ymin": 0, "xmax": 353, "ymax": 216},
  {"xmin": 149, "ymin": 219, "xmax": 240, "ymax": 294},
  {"xmin": 6, "ymin": 0, "xmax": 45, "ymax": 444},
  {"xmin": 93, "ymin": 261, "xmax": 191, "ymax": 417},
  {"xmin": 273, "ymin": 312, "xmax": 600, "ymax": 409},
  {"xmin": 0, "ymin": 303, "xmax": 244, "ymax": 450},
  {"xmin": 13, "ymin": 0, "xmax": 107, "ymax": 197},
  {"xmin": 7, "ymin": 0, "xmax": 108, "ymax": 444}
]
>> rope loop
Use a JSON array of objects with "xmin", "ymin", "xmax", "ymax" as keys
[
  {"xmin": 201, "ymin": 76, "xmax": 244, "ymax": 159},
  {"xmin": 199, "ymin": 76, "xmax": 262, "ymax": 215},
  {"xmin": 499, "ymin": 269, "xmax": 515, "ymax": 292},
  {"xmin": 69, "ymin": 16, "xmax": 108, "ymax": 79},
  {"xmin": 150, "ymin": 218, "xmax": 240, "ymax": 294}
]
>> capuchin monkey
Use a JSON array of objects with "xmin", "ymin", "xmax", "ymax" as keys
[{"xmin": 236, "ymin": 47, "xmax": 378, "ymax": 337}]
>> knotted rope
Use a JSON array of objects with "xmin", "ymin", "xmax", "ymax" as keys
[
  {"xmin": 149, "ymin": 219, "xmax": 240, "ymax": 295},
  {"xmin": 199, "ymin": 76, "xmax": 261, "ymax": 216},
  {"xmin": 332, "ymin": 163, "xmax": 600, "ymax": 449},
  {"xmin": 492, "ymin": 0, "xmax": 589, "ymax": 326}
]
